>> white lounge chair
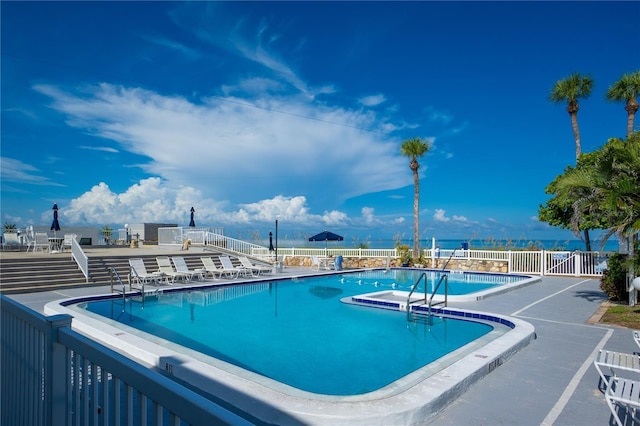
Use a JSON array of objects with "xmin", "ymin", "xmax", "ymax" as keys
[
  {"xmin": 156, "ymin": 256, "xmax": 190, "ymax": 283},
  {"xmin": 200, "ymin": 257, "xmax": 235, "ymax": 279},
  {"xmin": 23, "ymin": 227, "xmax": 35, "ymax": 253},
  {"xmin": 594, "ymin": 349, "xmax": 640, "ymax": 388},
  {"xmin": 128, "ymin": 258, "xmax": 163, "ymax": 289},
  {"xmin": 33, "ymin": 233, "xmax": 50, "ymax": 253},
  {"xmin": 605, "ymin": 376, "xmax": 640, "ymax": 426},
  {"xmin": 238, "ymin": 256, "xmax": 271, "ymax": 276},
  {"xmin": 310, "ymin": 255, "xmax": 321, "ymax": 271},
  {"xmin": 633, "ymin": 330, "xmax": 640, "ymax": 350},
  {"xmin": 219, "ymin": 255, "xmax": 250, "ymax": 277},
  {"xmin": 2, "ymin": 233, "xmax": 21, "ymax": 251},
  {"xmin": 171, "ymin": 256, "xmax": 204, "ymax": 281}
]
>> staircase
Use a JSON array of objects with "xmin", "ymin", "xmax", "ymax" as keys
[{"xmin": 0, "ymin": 252, "xmax": 223, "ymax": 294}]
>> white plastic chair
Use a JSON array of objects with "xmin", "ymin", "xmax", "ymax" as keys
[
  {"xmin": 33, "ymin": 233, "xmax": 50, "ymax": 253},
  {"xmin": 2, "ymin": 233, "xmax": 21, "ymax": 251}
]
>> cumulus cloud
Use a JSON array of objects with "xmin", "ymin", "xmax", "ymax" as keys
[
  {"xmin": 433, "ymin": 209, "xmax": 450, "ymax": 222},
  {"xmin": 433, "ymin": 209, "xmax": 469, "ymax": 223},
  {"xmin": 361, "ymin": 207, "xmax": 375, "ymax": 224},
  {"xmin": 59, "ymin": 178, "xmax": 353, "ymax": 228}
]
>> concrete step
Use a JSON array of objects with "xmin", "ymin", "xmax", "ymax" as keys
[{"xmin": 0, "ymin": 252, "xmax": 226, "ymax": 294}]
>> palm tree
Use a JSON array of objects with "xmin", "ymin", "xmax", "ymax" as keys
[
  {"xmin": 549, "ymin": 73, "xmax": 594, "ymax": 159},
  {"xmin": 549, "ymin": 72, "xmax": 594, "ymax": 250},
  {"xmin": 400, "ymin": 137, "xmax": 431, "ymax": 259},
  {"xmin": 555, "ymin": 132, "xmax": 640, "ymax": 246},
  {"xmin": 606, "ymin": 71, "xmax": 640, "ymax": 138}
]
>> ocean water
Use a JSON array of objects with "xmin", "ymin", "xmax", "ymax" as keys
[{"xmin": 264, "ymin": 238, "xmax": 619, "ymax": 252}]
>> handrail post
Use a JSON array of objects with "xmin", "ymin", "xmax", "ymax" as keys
[{"xmin": 46, "ymin": 314, "xmax": 73, "ymax": 425}]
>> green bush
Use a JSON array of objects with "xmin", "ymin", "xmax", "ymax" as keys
[{"xmin": 600, "ymin": 253, "xmax": 628, "ymax": 301}]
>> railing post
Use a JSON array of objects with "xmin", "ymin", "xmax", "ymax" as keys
[
  {"xmin": 46, "ymin": 314, "xmax": 73, "ymax": 425},
  {"xmin": 540, "ymin": 250, "xmax": 546, "ymax": 276},
  {"xmin": 574, "ymin": 251, "xmax": 581, "ymax": 277}
]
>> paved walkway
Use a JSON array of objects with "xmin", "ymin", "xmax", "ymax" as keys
[{"xmin": 4, "ymin": 252, "xmax": 635, "ymax": 425}]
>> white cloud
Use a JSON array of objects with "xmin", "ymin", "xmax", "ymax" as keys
[
  {"xmin": 359, "ymin": 94, "xmax": 386, "ymax": 107},
  {"xmin": 79, "ymin": 146, "xmax": 119, "ymax": 153},
  {"xmin": 361, "ymin": 207, "xmax": 375, "ymax": 224},
  {"xmin": 60, "ymin": 179, "xmax": 354, "ymax": 228},
  {"xmin": 0, "ymin": 157, "xmax": 63, "ymax": 186},
  {"xmin": 34, "ymin": 83, "xmax": 410, "ymax": 207},
  {"xmin": 452, "ymin": 215, "xmax": 467, "ymax": 222},
  {"xmin": 433, "ymin": 209, "xmax": 450, "ymax": 222}
]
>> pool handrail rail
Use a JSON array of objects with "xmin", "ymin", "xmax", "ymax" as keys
[{"xmin": 406, "ymin": 249, "xmax": 458, "ymax": 322}]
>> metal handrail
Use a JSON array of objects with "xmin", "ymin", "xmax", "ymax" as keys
[
  {"xmin": 427, "ymin": 274, "xmax": 448, "ymax": 322},
  {"xmin": 406, "ymin": 271, "xmax": 428, "ymax": 321},
  {"xmin": 406, "ymin": 248, "xmax": 458, "ymax": 323},
  {"xmin": 109, "ymin": 267, "xmax": 127, "ymax": 309}
]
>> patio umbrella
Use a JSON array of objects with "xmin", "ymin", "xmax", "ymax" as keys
[
  {"xmin": 50, "ymin": 203, "xmax": 61, "ymax": 236},
  {"xmin": 309, "ymin": 230, "xmax": 343, "ymax": 256},
  {"xmin": 189, "ymin": 207, "xmax": 196, "ymax": 227},
  {"xmin": 269, "ymin": 232, "xmax": 274, "ymax": 252}
]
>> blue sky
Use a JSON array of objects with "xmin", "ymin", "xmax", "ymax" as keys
[{"xmin": 2, "ymin": 1, "xmax": 639, "ymax": 244}]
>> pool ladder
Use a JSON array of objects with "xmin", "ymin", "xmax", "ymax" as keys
[
  {"xmin": 110, "ymin": 267, "xmax": 156, "ymax": 312},
  {"xmin": 406, "ymin": 249, "xmax": 458, "ymax": 325}
]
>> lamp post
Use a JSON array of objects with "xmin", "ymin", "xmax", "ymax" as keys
[{"xmin": 275, "ymin": 219, "xmax": 279, "ymax": 262}]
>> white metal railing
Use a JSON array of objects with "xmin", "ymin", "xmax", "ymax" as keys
[
  {"xmin": 70, "ymin": 237, "xmax": 89, "ymax": 282},
  {"xmin": 0, "ymin": 295, "xmax": 251, "ymax": 426},
  {"xmin": 156, "ymin": 230, "xmax": 610, "ymax": 277},
  {"xmin": 202, "ymin": 232, "xmax": 265, "ymax": 256}
]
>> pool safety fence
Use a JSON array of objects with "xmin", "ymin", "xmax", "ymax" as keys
[{"xmin": 0, "ymin": 294, "xmax": 252, "ymax": 426}]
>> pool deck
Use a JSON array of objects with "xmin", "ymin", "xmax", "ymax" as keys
[{"xmin": 3, "ymin": 246, "xmax": 635, "ymax": 425}]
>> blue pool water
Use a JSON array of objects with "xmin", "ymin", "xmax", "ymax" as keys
[{"xmin": 79, "ymin": 270, "xmax": 517, "ymax": 395}]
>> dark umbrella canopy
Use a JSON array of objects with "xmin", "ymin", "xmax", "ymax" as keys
[
  {"xmin": 309, "ymin": 230, "xmax": 343, "ymax": 255},
  {"xmin": 189, "ymin": 207, "xmax": 196, "ymax": 227},
  {"xmin": 308, "ymin": 231, "xmax": 343, "ymax": 242},
  {"xmin": 50, "ymin": 203, "xmax": 61, "ymax": 233}
]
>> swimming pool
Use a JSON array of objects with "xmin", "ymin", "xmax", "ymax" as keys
[{"xmin": 46, "ymin": 269, "xmax": 536, "ymax": 424}]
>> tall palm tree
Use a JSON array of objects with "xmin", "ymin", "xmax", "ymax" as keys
[
  {"xmin": 400, "ymin": 137, "xmax": 431, "ymax": 259},
  {"xmin": 606, "ymin": 70, "xmax": 640, "ymax": 138},
  {"xmin": 550, "ymin": 72, "xmax": 594, "ymax": 250},
  {"xmin": 549, "ymin": 73, "xmax": 594, "ymax": 159}
]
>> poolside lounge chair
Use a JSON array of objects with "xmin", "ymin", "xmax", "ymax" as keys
[
  {"xmin": 594, "ymin": 349, "xmax": 640, "ymax": 388},
  {"xmin": 605, "ymin": 376, "xmax": 640, "ymax": 426},
  {"xmin": 310, "ymin": 255, "xmax": 321, "ymax": 271},
  {"xmin": 156, "ymin": 256, "xmax": 190, "ymax": 283},
  {"xmin": 2, "ymin": 233, "xmax": 21, "ymax": 251},
  {"xmin": 128, "ymin": 258, "xmax": 163, "ymax": 289},
  {"xmin": 633, "ymin": 330, "xmax": 640, "ymax": 350},
  {"xmin": 33, "ymin": 233, "xmax": 50, "ymax": 253},
  {"xmin": 219, "ymin": 255, "xmax": 250, "ymax": 277},
  {"xmin": 171, "ymin": 256, "xmax": 204, "ymax": 281},
  {"xmin": 238, "ymin": 256, "xmax": 272, "ymax": 276},
  {"xmin": 23, "ymin": 227, "xmax": 35, "ymax": 252},
  {"xmin": 310, "ymin": 255, "xmax": 333, "ymax": 271},
  {"xmin": 200, "ymin": 256, "xmax": 237, "ymax": 279}
]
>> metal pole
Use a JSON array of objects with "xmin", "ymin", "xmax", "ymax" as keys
[{"xmin": 275, "ymin": 220, "xmax": 278, "ymax": 262}]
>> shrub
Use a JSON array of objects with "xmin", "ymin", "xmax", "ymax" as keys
[{"xmin": 600, "ymin": 253, "xmax": 628, "ymax": 302}]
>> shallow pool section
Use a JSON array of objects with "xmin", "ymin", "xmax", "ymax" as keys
[{"xmin": 46, "ymin": 270, "xmax": 536, "ymax": 425}]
